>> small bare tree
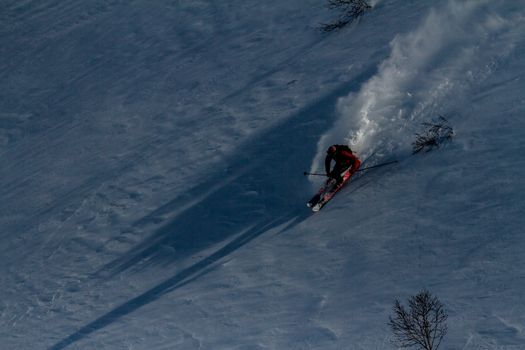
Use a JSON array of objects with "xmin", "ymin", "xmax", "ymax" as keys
[
  {"xmin": 412, "ymin": 116, "xmax": 454, "ymax": 154},
  {"xmin": 321, "ymin": 0, "xmax": 372, "ymax": 32},
  {"xmin": 388, "ymin": 289, "xmax": 448, "ymax": 350}
]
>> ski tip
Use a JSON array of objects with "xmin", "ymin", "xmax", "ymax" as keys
[{"xmin": 311, "ymin": 204, "xmax": 322, "ymax": 212}]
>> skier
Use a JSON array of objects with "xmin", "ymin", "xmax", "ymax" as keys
[{"xmin": 325, "ymin": 144, "xmax": 361, "ymax": 184}]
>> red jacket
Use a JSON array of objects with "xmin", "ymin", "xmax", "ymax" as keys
[{"xmin": 325, "ymin": 145, "xmax": 361, "ymax": 175}]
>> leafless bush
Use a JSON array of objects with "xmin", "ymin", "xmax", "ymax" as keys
[
  {"xmin": 388, "ymin": 289, "xmax": 448, "ymax": 350},
  {"xmin": 412, "ymin": 116, "xmax": 454, "ymax": 154},
  {"xmin": 321, "ymin": 0, "xmax": 372, "ymax": 32}
]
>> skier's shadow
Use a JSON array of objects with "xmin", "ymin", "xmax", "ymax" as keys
[
  {"xmin": 96, "ymin": 67, "xmax": 377, "ymax": 279},
  {"xmin": 48, "ymin": 66, "xmax": 379, "ymax": 350}
]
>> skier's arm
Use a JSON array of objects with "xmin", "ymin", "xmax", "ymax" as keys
[
  {"xmin": 350, "ymin": 154, "xmax": 361, "ymax": 173},
  {"xmin": 325, "ymin": 155, "xmax": 333, "ymax": 175}
]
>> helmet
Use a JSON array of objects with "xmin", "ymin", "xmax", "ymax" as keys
[{"xmin": 327, "ymin": 145, "xmax": 337, "ymax": 154}]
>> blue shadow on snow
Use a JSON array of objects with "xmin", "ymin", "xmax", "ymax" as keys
[{"xmin": 48, "ymin": 65, "xmax": 378, "ymax": 350}]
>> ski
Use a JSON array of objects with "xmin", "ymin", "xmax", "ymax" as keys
[
  {"xmin": 306, "ymin": 170, "xmax": 351, "ymax": 212},
  {"xmin": 312, "ymin": 170, "xmax": 352, "ymax": 212},
  {"xmin": 306, "ymin": 159, "xmax": 398, "ymax": 212},
  {"xmin": 306, "ymin": 178, "xmax": 336, "ymax": 207}
]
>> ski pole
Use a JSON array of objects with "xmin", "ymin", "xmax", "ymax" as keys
[
  {"xmin": 303, "ymin": 172, "xmax": 329, "ymax": 177},
  {"xmin": 304, "ymin": 160, "xmax": 398, "ymax": 176},
  {"xmin": 355, "ymin": 160, "xmax": 398, "ymax": 172}
]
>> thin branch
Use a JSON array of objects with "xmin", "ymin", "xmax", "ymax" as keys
[
  {"xmin": 389, "ymin": 290, "xmax": 448, "ymax": 350},
  {"xmin": 321, "ymin": 0, "xmax": 371, "ymax": 32}
]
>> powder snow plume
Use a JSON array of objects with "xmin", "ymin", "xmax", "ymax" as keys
[{"xmin": 311, "ymin": 0, "xmax": 522, "ymax": 174}]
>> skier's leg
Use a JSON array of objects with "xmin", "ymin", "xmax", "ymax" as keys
[
  {"xmin": 331, "ymin": 164, "xmax": 343, "ymax": 184},
  {"xmin": 333, "ymin": 164, "xmax": 352, "ymax": 185}
]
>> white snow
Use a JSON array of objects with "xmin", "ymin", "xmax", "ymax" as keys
[{"xmin": 1, "ymin": 0, "xmax": 525, "ymax": 349}]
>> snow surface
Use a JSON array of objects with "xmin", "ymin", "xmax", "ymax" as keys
[{"xmin": 1, "ymin": 0, "xmax": 525, "ymax": 349}]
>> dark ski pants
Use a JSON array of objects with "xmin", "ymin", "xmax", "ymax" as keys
[{"xmin": 330, "ymin": 163, "xmax": 351, "ymax": 184}]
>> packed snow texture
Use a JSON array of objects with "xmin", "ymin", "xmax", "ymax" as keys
[{"xmin": 1, "ymin": 0, "xmax": 525, "ymax": 349}]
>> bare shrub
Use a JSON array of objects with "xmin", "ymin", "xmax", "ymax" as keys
[
  {"xmin": 388, "ymin": 289, "xmax": 448, "ymax": 350},
  {"xmin": 321, "ymin": 0, "xmax": 372, "ymax": 32},
  {"xmin": 412, "ymin": 116, "xmax": 454, "ymax": 154}
]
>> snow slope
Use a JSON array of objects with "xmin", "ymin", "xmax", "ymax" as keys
[{"xmin": 1, "ymin": 0, "xmax": 525, "ymax": 349}]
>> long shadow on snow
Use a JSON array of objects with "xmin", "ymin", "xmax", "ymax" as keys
[
  {"xmin": 97, "ymin": 66, "xmax": 377, "ymax": 278},
  {"xmin": 49, "ymin": 66, "xmax": 378, "ymax": 350}
]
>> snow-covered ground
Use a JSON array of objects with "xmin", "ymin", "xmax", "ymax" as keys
[{"xmin": 1, "ymin": 0, "xmax": 525, "ymax": 349}]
